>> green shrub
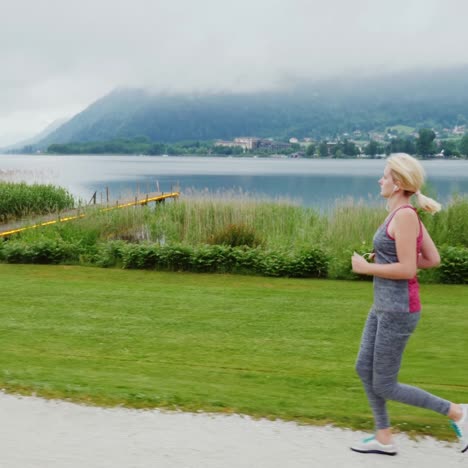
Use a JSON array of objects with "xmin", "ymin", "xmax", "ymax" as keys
[
  {"xmin": 159, "ymin": 245, "xmax": 193, "ymax": 271},
  {"xmin": 438, "ymin": 246, "xmax": 468, "ymax": 284},
  {"xmin": 208, "ymin": 223, "xmax": 263, "ymax": 248},
  {"xmin": 190, "ymin": 245, "xmax": 238, "ymax": 273},
  {"xmin": 119, "ymin": 243, "xmax": 328, "ymax": 278},
  {"xmin": 120, "ymin": 244, "xmax": 159, "ymax": 269},
  {"xmin": 290, "ymin": 249, "xmax": 330, "ymax": 278},
  {"xmin": 256, "ymin": 249, "xmax": 328, "ymax": 278},
  {"xmin": 2, "ymin": 239, "xmax": 80, "ymax": 264},
  {"xmin": 91, "ymin": 241, "xmax": 126, "ymax": 268},
  {"xmin": 257, "ymin": 251, "xmax": 293, "ymax": 277}
]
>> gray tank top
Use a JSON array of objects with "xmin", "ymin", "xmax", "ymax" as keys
[{"xmin": 372, "ymin": 205, "xmax": 422, "ymax": 313}]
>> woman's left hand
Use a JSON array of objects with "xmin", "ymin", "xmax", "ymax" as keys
[{"xmin": 351, "ymin": 252, "xmax": 370, "ymax": 275}]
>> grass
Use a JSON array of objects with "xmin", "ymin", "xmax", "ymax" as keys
[
  {"xmin": 388, "ymin": 125, "xmax": 416, "ymax": 135},
  {"xmin": 0, "ymin": 263, "xmax": 466, "ymax": 440}
]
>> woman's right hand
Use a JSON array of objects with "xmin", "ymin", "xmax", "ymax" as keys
[{"xmin": 362, "ymin": 252, "xmax": 375, "ymax": 262}]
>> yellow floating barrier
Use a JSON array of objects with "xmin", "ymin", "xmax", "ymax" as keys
[{"xmin": 0, "ymin": 192, "xmax": 179, "ymax": 238}]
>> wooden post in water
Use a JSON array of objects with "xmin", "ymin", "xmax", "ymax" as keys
[{"xmin": 88, "ymin": 191, "xmax": 97, "ymax": 205}]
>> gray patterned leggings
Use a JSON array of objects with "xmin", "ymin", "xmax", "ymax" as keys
[{"xmin": 355, "ymin": 307, "xmax": 451, "ymax": 430}]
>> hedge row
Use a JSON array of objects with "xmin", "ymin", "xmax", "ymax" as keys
[
  {"xmin": 0, "ymin": 240, "xmax": 466, "ymax": 284},
  {"xmin": 0, "ymin": 240, "xmax": 329, "ymax": 279},
  {"xmin": 0, "ymin": 239, "xmax": 80, "ymax": 264},
  {"xmin": 103, "ymin": 243, "xmax": 329, "ymax": 278}
]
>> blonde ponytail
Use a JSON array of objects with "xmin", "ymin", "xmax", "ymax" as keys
[
  {"xmin": 387, "ymin": 154, "xmax": 442, "ymax": 214},
  {"xmin": 414, "ymin": 191, "xmax": 442, "ymax": 214}
]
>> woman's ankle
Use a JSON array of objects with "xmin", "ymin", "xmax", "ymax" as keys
[
  {"xmin": 376, "ymin": 429, "xmax": 393, "ymax": 445},
  {"xmin": 448, "ymin": 403, "xmax": 463, "ymax": 422}
]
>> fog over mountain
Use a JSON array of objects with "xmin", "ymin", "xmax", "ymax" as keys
[
  {"xmin": 29, "ymin": 65, "xmax": 468, "ymax": 148},
  {"xmin": 1, "ymin": 0, "xmax": 468, "ymax": 146}
]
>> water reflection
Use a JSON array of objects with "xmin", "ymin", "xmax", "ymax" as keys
[{"xmin": 1, "ymin": 155, "xmax": 467, "ymax": 210}]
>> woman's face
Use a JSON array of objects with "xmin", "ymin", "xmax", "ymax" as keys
[{"xmin": 379, "ymin": 165, "xmax": 396, "ymax": 198}]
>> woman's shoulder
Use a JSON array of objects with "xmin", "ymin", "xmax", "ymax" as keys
[
  {"xmin": 386, "ymin": 205, "xmax": 420, "ymax": 239},
  {"xmin": 391, "ymin": 205, "xmax": 420, "ymax": 231},
  {"xmin": 393, "ymin": 205, "xmax": 418, "ymax": 219},
  {"xmin": 385, "ymin": 204, "xmax": 417, "ymax": 225}
]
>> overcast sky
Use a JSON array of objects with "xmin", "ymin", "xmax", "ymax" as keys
[{"xmin": 1, "ymin": 0, "xmax": 467, "ymax": 146}]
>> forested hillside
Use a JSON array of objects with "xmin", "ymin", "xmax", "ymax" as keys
[{"xmin": 36, "ymin": 66, "xmax": 468, "ymax": 146}]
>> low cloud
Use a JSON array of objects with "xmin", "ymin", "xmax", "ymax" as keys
[{"xmin": 1, "ymin": 0, "xmax": 467, "ymax": 145}]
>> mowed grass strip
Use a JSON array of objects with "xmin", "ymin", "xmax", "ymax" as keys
[{"xmin": 0, "ymin": 264, "xmax": 466, "ymax": 439}]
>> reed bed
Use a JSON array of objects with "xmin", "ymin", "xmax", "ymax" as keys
[
  {"xmin": 0, "ymin": 182, "xmax": 75, "ymax": 222},
  {"xmin": 9, "ymin": 191, "xmax": 468, "ymax": 251},
  {"xmin": 6, "ymin": 189, "xmax": 466, "ymax": 281}
]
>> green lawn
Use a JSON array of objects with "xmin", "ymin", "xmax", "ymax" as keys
[
  {"xmin": 388, "ymin": 125, "xmax": 416, "ymax": 135},
  {"xmin": 1, "ymin": 264, "xmax": 466, "ymax": 439}
]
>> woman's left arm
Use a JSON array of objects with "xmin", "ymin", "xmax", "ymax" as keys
[
  {"xmin": 352, "ymin": 209, "xmax": 419, "ymax": 280},
  {"xmin": 417, "ymin": 222, "xmax": 440, "ymax": 269}
]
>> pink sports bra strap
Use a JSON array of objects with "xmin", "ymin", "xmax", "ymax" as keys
[
  {"xmin": 386, "ymin": 204, "xmax": 414, "ymax": 225},
  {"xmin": 386, "ymin": 205, "xmax": 423, "ymax": 242}
]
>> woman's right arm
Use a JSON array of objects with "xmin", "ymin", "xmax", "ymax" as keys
[{"xmin": 417, "ymin": 223, "xmax": 441, "ymax": 269}]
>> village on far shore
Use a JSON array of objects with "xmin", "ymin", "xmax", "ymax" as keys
[{"xmin": 214, "ymin": 124, "xmax": 467, "ymax": 159}]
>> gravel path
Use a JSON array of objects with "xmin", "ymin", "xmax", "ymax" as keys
[{"xmin": 0, "ymin": 392, "xmax": 465, "ymax": 468}]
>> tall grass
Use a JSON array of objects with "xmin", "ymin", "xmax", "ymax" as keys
[
  {"xmin": 0, "ymin": 182, "xmax": 75, "ymax": 222},
  {"xmin": 4, "ymin": 191, "xmax": 467, "ymax": 280},
  {"xmin": 420, "ymin": 195, "xmax": 468, "ymax": 247},
  {"xmin": 9, "ymin": 193, "xmax": 468, "ymax": 251},
  {"xmin": 147, "ymin": 197, "xmax": 325, "ymax": 249}
]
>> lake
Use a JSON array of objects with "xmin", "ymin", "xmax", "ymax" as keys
[{"xmin": 1, "ymin": 155, "xmax": 467, "ymax": 210}]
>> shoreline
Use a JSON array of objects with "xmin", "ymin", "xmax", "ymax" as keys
[{"xmin": 1, "ymin": 152, "xmax": 466, "ymax": 161}]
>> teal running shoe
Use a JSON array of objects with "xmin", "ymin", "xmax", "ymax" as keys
[
  {"xmin": 450, "ymin": 404, "xmax": 468, "ymax": 453},
  {"xmin": 350, "ymin": 435, "xmax": 397, "ymax": 456}
]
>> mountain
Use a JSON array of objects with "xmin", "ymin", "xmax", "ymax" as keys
[
  {"xmin": 1, "ymin": 117, "xmax": 69, "ymax": 152},
  {"xmin": 38, "ymin": 66, "xmax": 468, "ymax": 147}
]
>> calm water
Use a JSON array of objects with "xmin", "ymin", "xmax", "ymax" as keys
[{"xmin": 1, "ymin": 155, "xmax": 467, "ymax": 210}]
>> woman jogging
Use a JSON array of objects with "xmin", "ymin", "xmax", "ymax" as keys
[{"xmin": 350, "ymin": 153, "xmax": 467, "ymax": 456}]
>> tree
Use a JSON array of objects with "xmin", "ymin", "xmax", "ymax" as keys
[
  {"xmin": 318, "ymin": 140, "xmax": 329, "ymax": 157},
  {"xmin": 364, "ymin": 140, "xmax": 381, "ymax": 158},
  {"xmin": 305, "ymin": 143, "xmax": 316, "ymax": 157},
  {"xmin": 333, "ymin": 148, "xmax": 344, "ymax": 158},
  {"xmin": 386, "ymin": 137, "xmax": 416, "ymax": 155},
  {"xmin": 416, "ymin": 128, "xmax": 436, "ymax": 157},
  {"xmin": 342, "ymin": 139, "xmax": 359, "ymax": 157},
  {"xmin": 459, "ymin": 134, "xmax": 468, "ymax": 157},
  {"xmin": 148, "ymin": 143, "xmax": 166, "ymax": 155},
  {"xmin": 438, "ymin": 140, "xmax": 459, "ymax": 157}
]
